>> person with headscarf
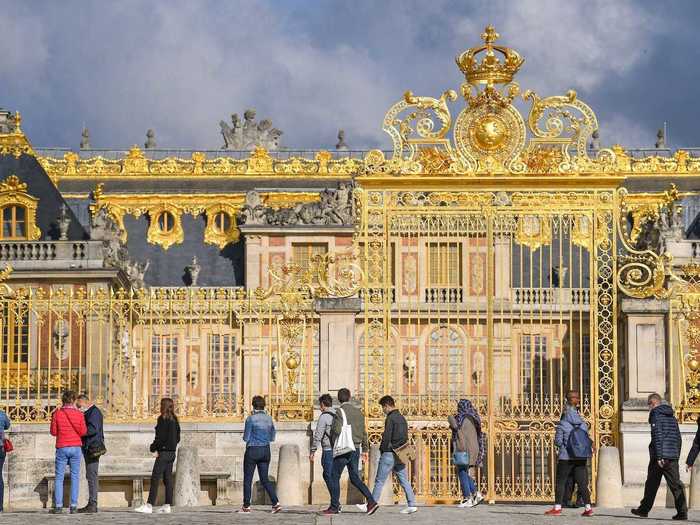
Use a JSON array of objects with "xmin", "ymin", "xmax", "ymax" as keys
[{"xmin": 448, "ymin": 399, "xmax": 485, "ymax": 508}]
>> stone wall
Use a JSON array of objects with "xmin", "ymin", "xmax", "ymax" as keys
[{"xmin": 4, "ymin": 421, "xmax": 334, "ymax": 509}]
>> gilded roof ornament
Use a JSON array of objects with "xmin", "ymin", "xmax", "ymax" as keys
[
  {"xmin": 456, "ymin": 25, "xmax": 524, "ymax": 86},
  {"xmin": 372, "ymin": 25, "xmax": 611, "ymax": 176}
]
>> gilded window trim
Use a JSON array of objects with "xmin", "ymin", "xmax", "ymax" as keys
[
  {"xmin": 204, "ymin": 205, "xmax": 239, "ymax": 249},
  {"xmin": 0, "ymin": 175, "xmax": 40, "ymax": 240}
]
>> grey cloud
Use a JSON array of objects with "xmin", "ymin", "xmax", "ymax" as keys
[{"xmin": 0, "ymin": 0, "xmax": 696, "ymax": 150}]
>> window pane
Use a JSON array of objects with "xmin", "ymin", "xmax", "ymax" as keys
[{"xmin": 14, "ymin": 206, "xmax": 25, "ymax": 221}]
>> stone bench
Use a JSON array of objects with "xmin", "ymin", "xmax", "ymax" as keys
[{"xmin": 46, "ymin": 472, "xmax": 230, "ymax": 507}]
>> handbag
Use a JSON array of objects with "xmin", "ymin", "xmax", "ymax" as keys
[
  {"xmin": 87, "ymin": 442, "xmax": 107, "ymax": 459},
  {"xmin": 3, "ymin": 438, "xmax": 13, "ymax": 453},
  {"xmin": 393, "ymin": 441, "xmax": 416, "ymax": 465},
  {"xmin": 452, "ymin": 450, "xmax": 469, "ymax": 466},
  {"xmin": 332, "ymin": 408, "xmax": 356, "ymax": 458}
]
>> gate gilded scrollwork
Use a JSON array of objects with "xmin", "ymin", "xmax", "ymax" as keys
[{"xmin": 356, "ymin": 25, "xmax": 619, "ymax": 502}]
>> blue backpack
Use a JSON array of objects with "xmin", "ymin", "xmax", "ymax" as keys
[{"xmin": 567, "ymin": 422, "xmax": 593, "ymax": 459}]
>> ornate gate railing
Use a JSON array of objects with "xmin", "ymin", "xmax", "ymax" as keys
[{"xmin": 357, "ymin": 188, "xmax": 617, "ymax": 502}]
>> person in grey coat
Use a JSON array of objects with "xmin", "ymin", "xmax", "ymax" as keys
[
  {"xmin": 545, "ymin": 390, "xmax": 592, "ymax": 516},
  {"xmin": 310, "ymin": 394, "xmax": 335, "ymax": 500}
]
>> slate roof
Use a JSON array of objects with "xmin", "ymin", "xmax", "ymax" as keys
[{"xmin": 0, "ymin": 153, "xmax": 87, "ymax": 241}]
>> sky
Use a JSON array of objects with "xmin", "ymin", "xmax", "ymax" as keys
[{"xmin": 2, "ymin": 0, "xmax": 700, "ymax": 151}]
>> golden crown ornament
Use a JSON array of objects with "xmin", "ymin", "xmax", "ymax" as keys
[{"xmin": 456, "ymin": 25, "xmax": 524, "ymax": 86}]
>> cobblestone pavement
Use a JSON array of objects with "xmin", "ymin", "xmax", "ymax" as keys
[{"xmin": 0, "ymin": 505, "xmax": 696, "ymax": 524}]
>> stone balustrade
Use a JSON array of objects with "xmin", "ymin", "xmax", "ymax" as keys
[{"xmin": 0, "ymin": 240, "xmax": 105, "ymax": 270}]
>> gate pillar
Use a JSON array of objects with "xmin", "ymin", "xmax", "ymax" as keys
[
  {"xmin": 314, "ymin": 297, "xmax": 362, "ymax": 396},
  {"xmin": 620, "ymin": 297, "xmax": 670, "ymax": 505},
  {"xmin": 621, "ymin": 298, "xmax": 668, "ymax": 406}
]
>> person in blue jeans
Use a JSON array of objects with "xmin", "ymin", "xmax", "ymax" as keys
[
  {"xmin": 0, "ymin": 408, "xmax": 10, "ymax": 512},
  {"xmin": 239, "ymin": 396, "xmax": 281, "ymax": 514},
  {"xmin": 49, "ymin": 390, "xmax": 87, "ymax": 513},
  {"xmin": 309, "ymin": 394, "xmax": 335, "ymax": 501},
  {"xmin": 369, "ymin": 396, "xmax": 417, "ymax": 514}
]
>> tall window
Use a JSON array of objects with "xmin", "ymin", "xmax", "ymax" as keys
[
  {"xmin": 520, "ymin": 334, "xmax": 548, "ymax": 400},
  {"xmin": 428, "ymin": 242, "xmax": 462, "ymax": 287},
  {"xmin": 427, "ymin": 326, "xmax": 463, "ymax": 396},
  {"xmin": 151, "ymin": 335, "xmax": 178, "ymax": 399},
  {"xmin": 1, "ymin": 205, "xmax": 26, "ymax": 239},
  {"xmin": 208, "ymin": 334, "xmax": 236, "ymax": 397},
  {"xmin": 292, "ymin": 243, "xmax": 328, "ymax": 284},
  {"xmin": 1, "ymin": 304, "xmax": 29, "ymax": 365}
]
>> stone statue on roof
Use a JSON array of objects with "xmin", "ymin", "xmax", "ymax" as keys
[
  {"xmin": 220, "ymin": 109, "xmax": 283, "ymax": 150},
  {"xmin": 80, "ymin": 128, "xmax": 91, "ymax": 150},
  {"xmin": 336, "ymin": 129, "xmax": 349, "ymax": 151},
  {"xmin": 144, "ymin": 129, "xmax": 156, "ymax": 149}
]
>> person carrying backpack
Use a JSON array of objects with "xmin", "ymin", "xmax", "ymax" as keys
[{"xmin": 545, "ymin": 390, "xmax": 593, "ymax": 517}]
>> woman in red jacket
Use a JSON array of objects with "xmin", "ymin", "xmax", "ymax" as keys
[{"xmin": 49, "ymin": 390, "xmax": 87, "ymax": 513}]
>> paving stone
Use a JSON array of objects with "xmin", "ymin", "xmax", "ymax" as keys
[{"xmin": 0, "ymin": 505, "xmax": 695, "ymax": 524}]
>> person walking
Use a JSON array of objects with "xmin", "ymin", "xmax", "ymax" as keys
[
  {"xmin": 325, "ymin": 388, "xmax": 378, "ymax": 515},
  {"xmin": 76, "ymin": 394, "xmax": 104, "ymax": 513},
  {"xmin": 367, "ymin": 395, "xmax": 417, "ymax": 514},
  {"xmin": 310, "ymin": 393, "xmax": 335, "ymax": 502},
  {"xmin": 448, "ymin": 399, "xmax": 485, "ymax": 508},
  {"xmin": 632, "ymin": 393, "xmax": 687, "ymax": 521},
  {"xmin": 49, "ymin": 390, "xmax": 87, "ymax": 514},
  {"xmin": 0, "ymin": 407, "xmax": 10, "ymax": 513},
  {"xmin": 135, "ymin": 398, "xmax": 181, "ymax": 514},
  {"xmin": 685, "ymin": 412, "xmax": 700, "ymax": 472},
  {"xmin": 239, "ymin": 396, "xmax": 281, "ymax": 514},
  {"xmin": 545, "ymin": 390, "xmax": 593, "ymax": 517}
]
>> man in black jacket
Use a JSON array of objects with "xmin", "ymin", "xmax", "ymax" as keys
[
  {"xmin": 685, "ymin": 417, "xmax": 700, "ymax": 471},
  {"xmin": 632, "ymin": 393, "xmax": 687, "ymax": 520},
  {"xmin": 368, "ymin": 396, "xmax": 417, "ymax": 514},
  {"xmin": 76, "ymin": 394, "xmax": 104, "ymax": 514}
]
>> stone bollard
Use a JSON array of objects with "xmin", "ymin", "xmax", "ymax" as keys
[
  {"xmin": 77, "ymin": 458, "xmax": 89, "ymax": 508},
  {"xmin": 690, "ymin": 463, "xmax": 700, "ymax": 509},
  {"xmin": 277, "ymin": 444, "xmax": 303, "ymax": 506},
  {"xmin": 596, "ymin": 446, "xmax": 624, "ymax": 508},
  {"xmin": 174, "ymin": 446, "xmax": 201, "ymax": 507},
  {"xmin": 369, "ymin": 445, "xmax": 393, "ymax": 505}
]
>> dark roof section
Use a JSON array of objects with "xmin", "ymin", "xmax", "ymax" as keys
[
  {"xmin": 57, "ymin": 176, "xmax": 351, "ymax": 194},
  {"xmin": 123, "ymin": 214, "xmax": 244, "ymax": 287},
  {"xmin": 0, "ymin": 153, "xmax": 88, "ymax": 241}
]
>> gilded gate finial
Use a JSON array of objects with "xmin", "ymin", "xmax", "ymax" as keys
[{"xmin": 456, "ymin": 25, "xmax": 524, "ymax": 85}]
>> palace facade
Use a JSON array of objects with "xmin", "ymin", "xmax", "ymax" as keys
[{"xmin": 2, "ymin": 26, "xmax": 700, "ymax": 508}]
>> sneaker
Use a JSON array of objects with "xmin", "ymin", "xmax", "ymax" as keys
[
  {"xmin": 458, "ymin": 496, "xmax": 475, "ymax": 508},
  {"xmin": 238, "ymin": 507, "xmax": 251, "ymax": 514},
  {"xmin": 473, "ymin": 491, "xmax": 484, "ymax": 506},
  {"xmin": 582, "ymin": 509, "xmax": 594, "ymax": 517},
  {"xmin": 544, "ymin": 508, "xmax": 562, "ymax": 516},
  {"xmin": 49, "ymin": 508, "xmax": 64, "ymax": 514},
  {"xmin": 400, "ymin": 506, "xmax": 418, "ymax": 514},
  {"xmin": 672, "ymin": 514, "xmax": 688, "ymax": 521},
  {"xmin": 631, "ymin": 508, "xmax": 648, "ymax": 518},
  {"xmin": 271, "ymin": 504, "xmax": 282, "ymax": 514},
  {"xmin": 321, "ymin": 507, "xmax": 339, "ymax": 515},
  {"xmin": 69, "ymin": 507, "xmax": 77, "ymax": 514},
  {"xmin": 156, "ymin": 504, "xmax": 171, "ymax": 514},
  {"xmin": 77, "ymin": 504, "xmax": 97, "ymax": 514},
  {"xmin": 134, "ymin": 503, "xmax": 153, "ymax": 514},
  {"xmin": 356, "ymin": 503, "xmax": 368, "ymax": 512},
  {"xmin": 366, "ymin": 501, "xmax": 379, "ymax": 515}
]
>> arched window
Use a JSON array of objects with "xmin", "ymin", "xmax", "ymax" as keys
[
  {"xmin": 157, "ymin": 211, "xmax": 175, "ymax": 233},
  {"xmin": 213, "ymin": 211, "xmax": 232, "ymax": 234},
  {"xmin": 1, "ymin": 205, "xmax": 26, "ymax": 239},
  {"xmin": 427, "ymin": 326, "xmax": 463, "ymax": 396}
]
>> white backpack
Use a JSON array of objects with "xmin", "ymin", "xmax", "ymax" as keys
[{"xmin": 333, "ymin": 407, "xmax": 356, "ymax": 457}]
